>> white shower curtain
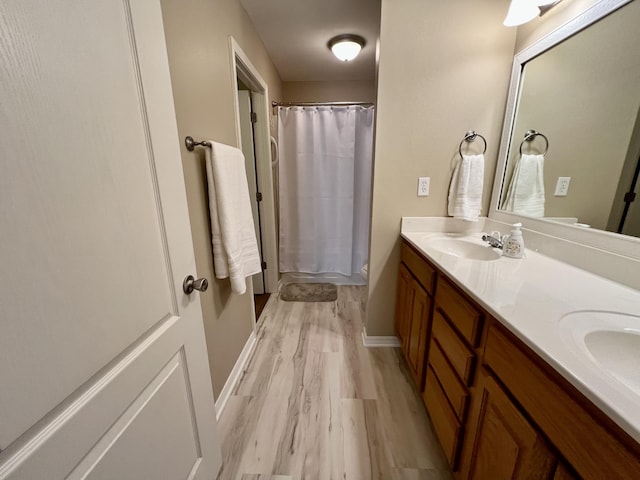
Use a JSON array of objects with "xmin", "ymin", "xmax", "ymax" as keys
[{"xmin": 278, "ymin": 105, "xmax": 374, "ymax": 276}]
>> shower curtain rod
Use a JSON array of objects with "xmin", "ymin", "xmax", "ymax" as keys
[{"xmin": 271, "ymin": 101, "xmax": 374, "ymax": 114}]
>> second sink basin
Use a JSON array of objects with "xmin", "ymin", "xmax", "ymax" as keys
[
  {"xmin": 420, "ymin": 235, "xmax": 502, "ymax": 261},
  {"xmin": 560, "ymin": 311, "xmax": 640, "ymax": 396}
]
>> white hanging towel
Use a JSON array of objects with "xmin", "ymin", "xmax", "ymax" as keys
[
  {"xmin": 501, "ymin": 153, "xmax": 545, "ymax": 217},
  {"xmin": 448, "ymin": 154, "xmax": 485, "ymax": 221},
  {"xmin": 205, "ymin": 141, "xmax": 261, "ymax": 294}
]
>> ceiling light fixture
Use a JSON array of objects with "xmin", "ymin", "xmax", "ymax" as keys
[{"xmin": 328, "ymin": 34, "xmax": 366, "ymax": 62}]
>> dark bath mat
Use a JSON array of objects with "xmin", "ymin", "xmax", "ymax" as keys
[{"xmin": 280, "ymin": 283, "xmax": 338, "ymax": 302}]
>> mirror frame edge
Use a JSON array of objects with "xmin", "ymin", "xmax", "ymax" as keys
[{"xmin": 488, "ymin": 0, "xmax": 640, "ymax": 260}]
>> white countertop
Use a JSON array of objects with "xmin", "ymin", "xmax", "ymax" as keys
[{"xmin": 401, "ymin": 219, "xmax": 640, "ymax": 443}]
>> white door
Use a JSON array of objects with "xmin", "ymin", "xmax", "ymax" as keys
[
  {"xmin": 238, "ymin": 90, "xmax": 265, "ymax": 294},
  {"xmin": 0, "ymin": 1, "xmax": 221, "ymax": 479}
]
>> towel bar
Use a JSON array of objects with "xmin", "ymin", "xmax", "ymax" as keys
[
  {"xmin": 519, "ymin": 130, "xmax": 549, "ymax": 155},
  {"xmin": 185, "ymin": 136, "xmax": 212, "ymax": 151},
  {"xmin": 458, "ymin": 130, "xmax": 487, "ymax": 158}
]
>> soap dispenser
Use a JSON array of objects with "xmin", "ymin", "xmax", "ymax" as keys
[{"xmin": 503, "ymin": 223, "xmax": 525, "ymax": 259}]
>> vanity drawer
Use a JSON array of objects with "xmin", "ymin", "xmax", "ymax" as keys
[
  {"xmin": 401, "ymin": 241, "xmax": 436, "ymax": 294},
  {"xmin": 431, "ymin": 311, "xmax": 476, "ymax": 385},
  {"xmin": 424, "ymin": 365, "xmax": 463, "ymax": 470},
  {"xmin": 436, "ymin": 277, "xmax": 483, "ymax": 346},
  {"xmin": 428, "ymin": 338, "xmax": 469, "ymax": 421}
]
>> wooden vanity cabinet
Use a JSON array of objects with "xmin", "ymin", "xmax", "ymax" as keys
[
  {"xmin": 396, "ymin": 240, "xmax": 485, "ymax": 470},
  {"xmin": 396, "ymin": 238, "xmax": 640, "ymax": 480},
  {"xmin": 395, "ymin": 242, "xmax": 436, "ymax": 390},
  {"xmin": 465, "ymin": 323, "xmax": 640, "ymax": 480}
]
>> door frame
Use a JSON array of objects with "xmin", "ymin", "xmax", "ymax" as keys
[{"xmin": 228, "ymin": 36, "xmax": 278, "ymax": 296}]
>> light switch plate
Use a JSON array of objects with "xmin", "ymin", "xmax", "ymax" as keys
[
  {"xmin": 554, "ymin": 177, "xmax": 571, "ymax": 196},
  {"xmin": 418, "ymin": 177, "xmax": 430, "ymax": 196}
]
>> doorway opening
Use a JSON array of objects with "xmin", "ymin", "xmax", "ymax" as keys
[
  {"xmin": 237, "ymin": 84, "xmax": 266, "ymax": 293},
  {"xmin": 230, "ymin": 38, "xmax": 278, "ymax": 323},
  {"xmin": 608, "ymin": 105, "xmax": 640, "ymax": 237},
  {"xmin": 616, "ymin": 153, "xmax": 639, "ymax": 236},
  {"xmin": 237, "ymin": 84, "xmax": 272, "ymax": 319}
]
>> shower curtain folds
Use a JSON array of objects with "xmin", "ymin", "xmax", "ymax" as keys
[{"xmin": 278, "ymin": 105, "xmax": 374, "ymax": 277}]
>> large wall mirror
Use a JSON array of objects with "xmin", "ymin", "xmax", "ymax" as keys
[{"xmin": 490, "ymin": 0, "xmax": 640, "ymax": 255}]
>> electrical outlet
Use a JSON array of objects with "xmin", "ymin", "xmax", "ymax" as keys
[
  {"xmin": 554, "ymin": 177, "xmax": 571, "ymax": 196},
  {"xmin": 418, "ymin": 177, "xmax": 430, "ymax": 196}
]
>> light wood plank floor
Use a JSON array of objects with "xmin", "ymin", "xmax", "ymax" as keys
[{"xmin": 217, "ymin": 286, "xmax": 453, "ymax": 480}]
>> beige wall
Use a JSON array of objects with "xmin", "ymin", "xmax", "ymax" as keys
[
  {"xmin": 366, "ymin": 0, "xmax": 517, "ymax": 336},
  {"xmin": 282, "ymin": 80, "xmax": 377, "ymax": 103},
  {"xmin": 160, "ymin": 0, "xmax": 282, "ymax": 398}
]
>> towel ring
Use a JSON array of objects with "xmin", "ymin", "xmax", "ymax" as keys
[
  {"xmin": 519, "ymin": 130, "xmax": 549, "ymax": 155},
  {"xmin": 458, "ymin": 131, "xmax": 487, "ymax": 158}
]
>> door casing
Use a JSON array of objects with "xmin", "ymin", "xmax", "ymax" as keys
[{"xmin": 229, "ymin": 37, "xmax": 278, "ymax": 299}]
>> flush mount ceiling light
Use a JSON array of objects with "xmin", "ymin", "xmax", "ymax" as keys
[
  {"xmin": 328, "ymin": 34, "xmax": 366, "ymax": 62},
  {"xmin": 504, "ymin": 0, "xmax": 563, "ymax": 27}
]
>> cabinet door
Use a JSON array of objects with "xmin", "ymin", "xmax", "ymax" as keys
[
  {"xmin": 406, "ymin": 282, "xmax": 431, "ymax": 389},
  {"xmin": 395, "ymin": 263, "xmax": 412, "ymax": 347},
  {"xmin": 468, "ymin": 373, "xmax": 556, "ymax": 480}
]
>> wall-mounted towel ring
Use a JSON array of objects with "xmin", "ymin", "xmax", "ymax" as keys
[
  {"xmin": 519, "ymin": 130, "xmax": 549, "ymax": 155},
  {"xmin": 458, "ymin": 131, "xmax": 487, "ymax": 158}
]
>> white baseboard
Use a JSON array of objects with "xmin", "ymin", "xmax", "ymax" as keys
[
  {"xmin": 214, "ymin": 330, "xmax": 257, "ymax": 421},
  {"xmin": 361, "ymin": 326, "xmax": 401, "ymax": 348}
]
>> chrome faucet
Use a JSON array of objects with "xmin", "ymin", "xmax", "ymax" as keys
[{"xmin": 482, "ymin": 231, "xmax": 505, "ymax": 249}]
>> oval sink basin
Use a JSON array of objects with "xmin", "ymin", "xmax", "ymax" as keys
[
  {"xmin": 560, "ymin": 311, "xmax": 640, "ymax": 395},
  {"xmin": 421, "ymin": 237, "xmax": 501, "ymax": 261}
]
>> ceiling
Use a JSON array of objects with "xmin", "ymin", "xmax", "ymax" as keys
[{"xmin": 240, "ymin": 0, "xmax": 381, "ymax": 82}]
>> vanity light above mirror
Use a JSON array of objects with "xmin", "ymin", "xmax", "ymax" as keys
[
  {"xmin": 504, "ymin": 0, "xmax": 563, "ymax": 27},
  {"xmin": 490, "ymin": 0, "xmax": 640, "ymax": 260}
]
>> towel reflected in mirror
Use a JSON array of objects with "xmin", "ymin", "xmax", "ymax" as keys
[{"xmin": 501, "ymin": 153, "xmax": 545, "ymax": 217}]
